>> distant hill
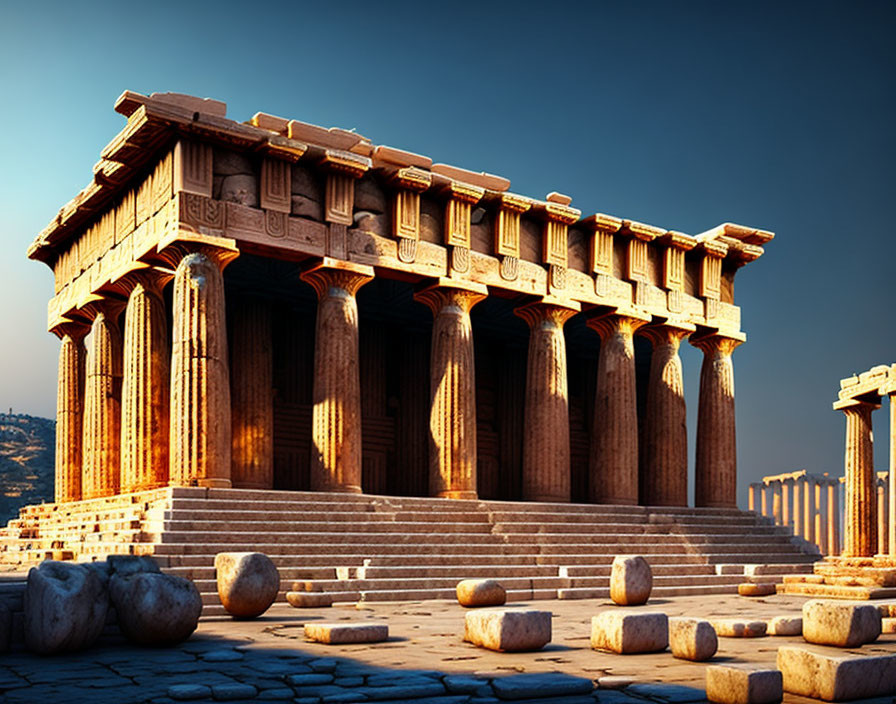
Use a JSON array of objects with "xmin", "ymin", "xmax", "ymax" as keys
[{"xmin": 0, "ymin": 413, "xmax": 54, "ymax": 523}]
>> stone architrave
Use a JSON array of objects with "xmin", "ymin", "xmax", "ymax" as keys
[
  {"xmin": 587, "ymin": 310, "xmax": 650, "ymax": 505},
  {"xmin": 300, "ymin": 259, "xmax": 375, "ymax": 493},
  {"xmin": 81, "ymin": 299, "xmax": 124, "ymax": 499},
  {"xmin": 515, "ymin": 298, "xmax": 579, "ymax": 502},
  {"xmin": 231, "ymin": 300, "xmax": 274, "ymax": 489},
  {"xmin": 53, "ymin": 322, "xmax": 88, "ymax": 503},
  {"xmin": 691, "ymin": 333, "xmax": 742, "ymax": 508},
  {"xmin": 165, "ymin": 240, "xmax": 239, "ymax": 488},
  {"xmin": 639, "ymin": 323, "xmax": 693, "ymax": 507},
  {"xmin": 119, "ymin": 268, "xmax": 171, "ymax": 493},
  {"xmin": 415, "ymin": 279, "xmax": 488, "ymax": 499},
  {"xmin": 839, "ymin": 401, "xmax": 877, "ymax": 557}
]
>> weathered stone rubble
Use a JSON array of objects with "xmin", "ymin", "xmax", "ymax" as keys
[{"xmin": 215, "ymin": 552, "xmax": 280, "ymax": 618}]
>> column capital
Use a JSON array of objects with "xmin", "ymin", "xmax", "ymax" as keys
[
  {"xmin": 300, "ymin": 258, "xmax": 375, "ymax": 298},
  {"xmin": 514, "ymin": 297, "xmax": 580, "ymax": 328},
  {"xmin": 109, "ymin": 265, "xmax": 173, "ymax": 298},
  {"xmin": 414, "ymin": 278, "xmax": 488, "ymax": 316},
  {"xmin": 585, "ymin": 308, "xmax": 651, "ymax": 340},
  {"xmin": 834, "ymin": 397, "xmax": 881, "ymax": 413},
  {"xmin": 638, "ymin": 320, "xmax": 696, "ymax": 346},
  {"xmin": 79, "ymin": 294, "xmax": 126, "ymax": 323},
  {"xmin": 50, "ymin": 319, "xmax": 90, "ymax": 342},
  {"xmin": 689, "ymin": 331, "xmax": 744, "ymax": 355},
  {"xmin": 153, "ymin": 232, "xmax": 240, "ymax": 272}
]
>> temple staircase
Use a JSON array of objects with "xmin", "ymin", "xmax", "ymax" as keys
[{"xmin": 0, "ymin": 487, "xmax": 820, "ymax": 615}]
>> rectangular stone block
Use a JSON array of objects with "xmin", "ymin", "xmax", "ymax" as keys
[
  {"xmin": 669, "ymin": 617, "xmax": 717, "ymax": 661},
  {"xmin": 591, "ymin": 611, "xmax": 668, "ymax": 654},
  {"xmin": 802, "ymin": 599, "xmax": 881, "ymax": 647},
  {"xmin": 286, "ymin": 591, "xmax": 333, "ymax": 608},
  {"xmin": 705, "ymin": 665, "xmax": 782, "ymax": 704},
  {"xmin": 712, "ymin": 619, "xmax": 767, "ymax": 637},
  {"xmin": 463, "ymin": 609, "xmax": 551, "ymax": 652},
  {"xmin": 766, "ymin": 616, "xmax": 801, "ymax": 636},
  {"xmin": 304, "ymin": 622, "xmax": 388, "ymax": 644},
  {"xmin": 777, "ymin": 645, "xmax": 896, "ymax": 701}
]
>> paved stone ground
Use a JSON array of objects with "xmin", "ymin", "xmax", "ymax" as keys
[{"xmin": 2, "ymin": 593, "xmax": 895, "ymax": 703}]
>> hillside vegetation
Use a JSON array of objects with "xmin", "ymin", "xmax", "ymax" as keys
[{"xmin": 0, "ymin": 413, "xmax": 54, "ymax": 523}]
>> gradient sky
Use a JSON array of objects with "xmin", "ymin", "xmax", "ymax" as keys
[{"xmin": 1, "ymin": 1, "xmax": 893, "ymax": 506}]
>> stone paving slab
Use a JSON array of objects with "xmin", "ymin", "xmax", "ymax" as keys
[{"xmin": 0, "ymin": 593, "xmax": 894, "ymax": 702}]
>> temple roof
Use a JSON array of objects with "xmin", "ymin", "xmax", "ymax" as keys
[{"xmin": 28, "ymin": 90, "xmax": 775, "ymax": 264}]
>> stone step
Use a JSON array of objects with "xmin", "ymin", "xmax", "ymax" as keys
[
  {"xmin": 566, "ymin": 574, "xmax": 746, "ymax": 589},
  {"xmin": 154, "ymin": 520, "xmax": 498, "ymax": 534}
]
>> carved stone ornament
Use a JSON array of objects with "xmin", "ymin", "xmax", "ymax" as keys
[{"xmin": 500, "ymin": 255, "xmax": 519, "ymax": 281}]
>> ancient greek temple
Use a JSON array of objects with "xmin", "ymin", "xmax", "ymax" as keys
[{"xmin": 32, "ymin": 91, "xmax": 774, "ymax": 511}]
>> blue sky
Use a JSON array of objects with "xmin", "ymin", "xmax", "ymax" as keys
[{"xmin": 1, "ymin": 1, "xmax": 893, "ymax": 505}]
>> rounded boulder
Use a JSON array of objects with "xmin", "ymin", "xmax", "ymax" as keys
[
  {"xmin": 610, "ymin": 555, "xmax": 653, "ymax": 606},
  {"xmin": 456, "ymin": 579, "xmax": 506, "ymax": 608},
  {"xmin": 215, "ymin": 552, "xmax": 280, "ymax": 618},
  {"xmin": 110, "ymin": 572, "xmax": 202, "ymax": 646}
]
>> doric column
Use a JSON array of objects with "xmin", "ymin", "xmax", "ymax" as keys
[
  {"xmin": 639, "ymin": 323, "xmax": 693, "ymax": 507},
  {"xmin": 691, "ymin": 333, "xmax": 742, "ymax": 508},
  {"xmin": 793, "ymin": 477, "xmax": 803, "ymax": 538},
  {"xmin": 81, "ymin": 300, "xmax": 124, "ymax": 499},
  {"xmin": 515, "ymin": 298, "xmax": 579, "ymax": 502},
  {"xmin": 781, "ymin": 478, "xmax": 791, "ymax": 530},
  {"xmin": 119, "ymin": 269, "xmax": 171, "ymax": 493},
  {"xmin": 587, "ymin": 311, "xmax": 650, "ymax": 505},
  {"xmin": 415, "ymin": 279, "xmax": 487, "ymax": 499},
  {"xmin": 840, "ymin": 401, "xmax": 877, "ymax": 557},
  {"xmin": 877, "ymin": 477, "xmax": 887, "ymax": 555},
  {"xmin": 814, "ymin": 479, "xmax": 824, "ymax": 552},
  {"xmin": 167, "ymin": 244, "xmax": 238, "ymax": 488},
  {"xmin": 827, "ymin": 479, "xmax": 840, "ymax": 556},
  {"xmin": 748, "ymin": 483, "xmax": 760, "ymax": 512},
  {"xmin": 231, "ymin": 300, "xmax": 274, "ymax": 489},
  {"xmin": 760, "ymin": 483, "xmax": 768, "ymax": 516},
  {"xmin": 804, "ymin": 476, "xmax": 815, "ymax": 544},
  {"xmin": 890, "ymin": 388, "xmax": 896, "ymax": 557},
  {"xmin": 53, "ymin": 322, "xmax": 88, "ymax": 503},
  {"xmin": 301, "ymin": 259, "xmax": 374, "ymax": 493},
  {"xmin": 771, "ymin": 481, "xmax": 781, "ymax": 524}
]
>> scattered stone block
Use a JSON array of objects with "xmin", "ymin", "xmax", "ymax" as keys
[
  {"xmin": 767, "ymin": 616, "xmax": 801, "ymax": 636},
  {"xmin": 610, "ymin": 555, "xmax": 652, "ymax": 605},
  {"xmin": 705, "ymin": 665, "xmax": 782, "ymax": 704},
  {"xmin": 591, "ymin": 610, "xmax": 668, "ymax": 654},
  {"xmin": 109, "ymin": 572, "xmax": 202, "ymax": 646},
  {"xmin": 669, "ymin": 617, "xmax": 718, "ymax": 661},
  {"xmin": 464, "ymin": 608, "xmax": 551, "ymax": 652},
  {"xmin": 713, "ymin": 619, "xmax": 767, "ymax": 637},
  {"xmin": 23, "ymin": 561, "xmax": 108, "ymax": 654},
  {"xmin": 286, "ymin": 591, "xmax": 333, "ymax": 608},
  {"xmin": 777, "ymin": 644, "xmax": 896, "ymax": 701},
  {"xmin": 456, "ymin": 579, "xmax": 506, "ymax": 607},
  {"xmin": 304, "ymin": 622, "xmax": 388, "ymax": 644},
  {"xmin": 738, "ymin": 583, "xmax": 776, "ymax": 597},
  {"xmin": 883, "ymin": 617, "xmax": 896, "ymax": 633},
  {"xmin": 491, "ymin": 673, "xmax": 594, "ymax": 698},
  {"xmin": 802, "ymin": 599, "xmax": 881, "ymax": 647},
  {"xmin": 215, "ymin": 552, "xmax": 280, "ymax": 618}
]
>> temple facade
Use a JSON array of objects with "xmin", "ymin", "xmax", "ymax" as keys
[{"xmin": 32, "ymin": 91, "xmax": 774, "ymax": 510}]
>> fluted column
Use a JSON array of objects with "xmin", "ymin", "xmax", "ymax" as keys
[
  {"xmin": 827, "ymin": 479, "xmax": 840, "ymax": 555},
  {"xmin": 840, "ymin": 401, "xmax": 877, "ymax": 557},
  {"xmin": 782, "ymin": 478, "xmax": 792, "ymax": 531},
  {"xmin": 772, "ymin": 481, "xmax": 781, "ymax": 524},
  {"xmin": 877, "ymin": 478, "xmax": 887, "ymax": 555},
  {"xmin": 691, "ymin": 333, "xmax": 741, "ymax": 508},
  {"xmin": 53, "ymin": 323, "xmax": 88, "ymax": 503},
  {"xmin": 415, "ymin": 280, "xmax": 487, "ymax": 499},
  {"xmin": 301, "ymin": 260, "xmax": 374, "ymax": 493},
  {"xmin": 814, "ymin": 479, "xmax": 824, "ymax": 553},
  {"xmin": 120, "ymin": 269, "xmax": 171, "ymax": 493},
  {"xmin": 587, "ymin": 311, "xmax": 650, "ymax": 505},
  {"xmin": 515, "ymin": 299, "xmax": 579, "ymax": 502},
  {"xmin": 82, "ymin": 301, "xmax": 124, "ymax": 499},
  {"xmin": 890, "ymin": 391, "xmax": 896, "ymax": 557},
  {"xmin": 231, "ymin": 300, "xmax": 274, "ymax": 489},
  {"xmin": 804, "ymin": 476, "xmax": 815, "ymax": 544},
  {"xmin": 639, "ymin": 324, "xmax": 692, "ymax": 507},
  {"xmin": 793, "ymin": 478, "xmax": 803, "ymax": 538},
  {"xmin": 748, "ymin": 483, "xmax": 760, "ymax": 512},
  {"xmin": 169, "ymin": 246, "xmax": 238, "ymax": 488}
]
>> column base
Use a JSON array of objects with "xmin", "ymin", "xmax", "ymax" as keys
[
  {"xmin": 317, "ymin": 484, "xmax": 363, "ymax": 494},
  {"xmin": 435, "ymin": 490, "xmax": 478, "ymax": 500},
  {"xmin": 526, "ymin": 494, "xmax": 570, "ymax": 503}
]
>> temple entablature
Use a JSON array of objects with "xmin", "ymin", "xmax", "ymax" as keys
[{"xmin": 32, "ymin": 90, "xmax": 771, "ymax": 343}]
